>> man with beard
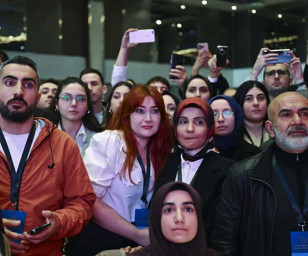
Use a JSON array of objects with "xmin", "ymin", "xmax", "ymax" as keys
[
  {"xmin": 0, "ymin": 56, "xmax": 96, "ymax": 255},
  {"xmin": 210, "ymin": 91, "xmax": 308, "ymax": 256}
]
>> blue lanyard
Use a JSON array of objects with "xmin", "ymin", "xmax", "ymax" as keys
[
  {"xmin": 0, "ymin": 122, "xmax": 36, "ymax": 211},
  {"xmin": 136, "ymin": 145, "xmax": 151, "ymax": 208},
  {"xmin": 272, "ymin": 155, "xmax": 308, "ymax": 232}
]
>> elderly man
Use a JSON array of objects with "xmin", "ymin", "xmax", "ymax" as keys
[
  {"xmin": 0, "ymin": 56, "xmax": 96, "ymax": 255},
  {"xmin": 210, "ymin": 91, "xmax": 308, "ymax": 256}
]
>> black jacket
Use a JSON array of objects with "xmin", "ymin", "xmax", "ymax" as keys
[
  {"xmin": 210, "ymin": 143, "xmax": 278, "ymax": 256},
  {"xmin": 154, "ymin": 150, "xmax": 236, "ymax": 241}
]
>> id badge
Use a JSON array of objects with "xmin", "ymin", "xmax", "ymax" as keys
[
  {"xmin": 290, "ymin": 231, "xmax": 308, "ymax": 255},
  {"xmin": 134, "ymin": 209, "xmax": 149, "ymax": 229},
  {"xmin": 1, "ymin": 209, "xmax": 26, "ymax": 243}
]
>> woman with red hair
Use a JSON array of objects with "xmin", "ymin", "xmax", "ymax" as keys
[
  {"xmin": 67, "ymin": 85, "xmax": 173, "ymax": 256},
  {"xmin": 154, "ymin": 97, "xmax": 235, "ymax": 242}
]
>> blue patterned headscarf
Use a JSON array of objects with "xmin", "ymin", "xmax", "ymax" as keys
[{"xmin": 208, "ymin": 95, "xmax": 244, "ymax": 150}]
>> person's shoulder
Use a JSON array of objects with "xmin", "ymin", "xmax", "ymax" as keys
[
  {"xmin": 229, "ymin": 150, "xmax": 264, "ymax": 177},
  {"xmin": 92, "ymin": 129, "xmax": 123, "ymax": 142}
]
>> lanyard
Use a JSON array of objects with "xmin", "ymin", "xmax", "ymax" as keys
[
  {"xmin": 136, "ymin": 145, "xmax": 151, "ymax": 208},
  {"xmin": 0, "ymin": 122, "xmax": 36, "ymax": 211},
  {"xmin": 272, "ymin": 155, "xmax": 308, "ymax": 232},
  {"xmin": 177, "ymin": 162, "xmax": 198, "ymax": 186}
]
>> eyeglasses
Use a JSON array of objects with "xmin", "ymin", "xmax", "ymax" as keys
[
  {"xmin": 264, "ymin": 69, "xmax": 288, "ymax": 77},
  {"xmin": 59, "ymin": 94, "xmax": 87, "ymax": 104},
  {"xmin": 213, "ymin": 110, "xmax": 234, "ymax": 120}
]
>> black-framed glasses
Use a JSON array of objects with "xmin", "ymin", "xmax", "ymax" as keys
[
  {"xmin": 213, "ymin": 110, "xmax": 234, "ymax": 120},
  {"xmin": 264, "ymin": 69, "xmax": 288, "ymax": 77},
  {"xmin": 59, "ymin": 94, "xmax": 87, "ymax": 104}
]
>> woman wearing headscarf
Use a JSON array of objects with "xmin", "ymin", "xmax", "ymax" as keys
[
  {"xmin": 131, "ymin": 181, "xmax": 220, "ymax": 256},
  {"xmin": 208, "ymin": 95, "xmax": 261, "ymax": 161},
  {"xmin": 183, "ymin": 75, "xmax": 213, "ymax": 102},
  {"xmin": 154, "ymin": 97, "xmax": 235, "ymax": 241}
]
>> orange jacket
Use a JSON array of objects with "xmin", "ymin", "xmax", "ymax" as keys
[{"xmin": 0, "ymin": 118, "xmax": 96, "ymax": 255}]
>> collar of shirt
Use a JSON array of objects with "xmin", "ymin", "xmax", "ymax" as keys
[{"xmin": 176, "ymin": 153, "xmax": 203, "ymax": 184}]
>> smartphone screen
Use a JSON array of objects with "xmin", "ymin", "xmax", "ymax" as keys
[
  {"xmin": 216, "ymin": 45, "xmax": 229, "ymax": 67},
  {"xmin": 128, "ymin": 29, "xmax": 155, "ymax": 44},
  {"xmin": 263, "ymin": 49, "xmax": 291, "ymax": 64},
  {"xmin": 169, "ymin": 53, "xmax": 183, "ymax": 79}
]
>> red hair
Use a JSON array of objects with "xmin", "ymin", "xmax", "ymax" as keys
[{"xmin": 108, "ymin": 85, "xmax": 173, "ymax": 183}]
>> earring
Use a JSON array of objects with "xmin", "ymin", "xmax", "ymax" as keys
[
  {"xmin": 109, "ymin": 108, "xmax": 113, "ymax": 114},
  {"xmin": 87, "ymin": 110, "xmax": 90, "ymax": 114}
]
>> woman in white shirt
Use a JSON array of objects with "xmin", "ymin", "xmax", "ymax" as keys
[
  {"xmin": 49, "ymin": 77, "xmax": 102, "ymax": 157},
  {"xmin": 67, "ymin": 85, "xmax": 173, "ymax": 256}
]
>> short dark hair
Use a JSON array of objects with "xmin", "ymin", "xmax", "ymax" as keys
[
  {"xmin": 0, "ymin": 55, "xmax": 39, "ymax": 86},
  {"xmin": 146, "ymin": 76, "xmax": 170, "ymax": 91},
  {"xmin": 40, "ymin": 78, "xmax": 59, "ymax": 88},
  {"xmin": 80, "ymin": 68, "xmax": 104, "ymax": 85},
  {"xmin": 0, "ymin": 55, "xmax": 38, "ymax": 74}
]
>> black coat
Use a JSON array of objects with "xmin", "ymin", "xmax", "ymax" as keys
[
  {"xmin": 210, "ymin": 143, "xmax": 279, "ymax": 256},
  {"xmin": 154, "ymin": 150, "xmax": 236, "ymax": 241}
]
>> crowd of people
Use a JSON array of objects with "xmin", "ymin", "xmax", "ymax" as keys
[{"xmin": 0, "ymin": 32, "xmax": 308, "ymax": 256}]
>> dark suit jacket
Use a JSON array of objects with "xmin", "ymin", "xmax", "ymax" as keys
[{"xmin": 154, "ymin": 151, "xmax": 236, "ymax": 241}]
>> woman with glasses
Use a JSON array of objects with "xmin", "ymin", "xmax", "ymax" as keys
[
  {"xmin": 233, "ymin": 81, "xmax": 271, "ymax": 147},
  {"xmin": 49, "ymin": 77, "xmax": 102, "ymax": 156},
  {"xmin": 154, "ymin": 97, "xmax": 235, "ymax": 241},
  {"xmin": 209, "ymin": 95, "xmax": 261, "ymax": 161}
]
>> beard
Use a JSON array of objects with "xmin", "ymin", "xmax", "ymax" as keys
[
  {"xmin": 273, "ymin": 125, "xmax": 308, "ymax": 152},
  {"xmin": 0, "ymin": 97, "xmax": 36, "ymax": 123}
]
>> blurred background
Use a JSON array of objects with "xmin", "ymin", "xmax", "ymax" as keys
[{"xmin": 0, "ymin": 0, "xmax": 307, "ymax": 87}]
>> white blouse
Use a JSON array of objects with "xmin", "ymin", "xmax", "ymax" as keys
[{"xmin": 83, "ymin": 130, "xmax": 154, "ymax": 222}]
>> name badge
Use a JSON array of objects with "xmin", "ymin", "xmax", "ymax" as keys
[
  {"xmin": 290, "ymin": 231, "xmax": 308, "ymax": 255},
  {"xmin": 134, "ymin": 209, "xmax": 149, "ymax": 229},
  {"xmin": 1, "ymin": 209, "xmax": 26, "ymax": 243}
]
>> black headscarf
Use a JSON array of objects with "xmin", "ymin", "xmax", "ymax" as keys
[{"xmin": 131, "ymin": 182, "xmax": 219, "ymax": 256}]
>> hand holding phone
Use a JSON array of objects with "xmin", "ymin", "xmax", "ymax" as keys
[
  {"xmin": 263, "ymin": 49, "xmax": 291, "ymax": 64},
  {"xmin": 169, "ymin": 53, "xmax": 183, "ymax": 79},
  {"xmin": 216, "ymin": 45, "xmax": 229, "ymax": 67},
  {"xmin": 28, "ymin": 222, "xmax": 51, "ymax": 235}
]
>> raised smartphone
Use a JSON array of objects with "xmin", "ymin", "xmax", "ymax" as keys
[
  {"xmin": 169, "ymin": 53, "xmax": 183, "ymax": 79},
  {"xmin": 263, "ymin": 49, "xmax": 291, "ymax": 64},
  {"xmin": 28, "ymin": 222, "xmax": 51, "ymax": 235},
  {"xmin": 197, "ymin": 42, "xmax": 209, "ymax": 53},
  {"xmin": 216, "ymin": 45, "xmax": 229, "ymax": 67},
  {"xmin": 128, "ymin": 29, "xmax": 155, "ymax": 44}
]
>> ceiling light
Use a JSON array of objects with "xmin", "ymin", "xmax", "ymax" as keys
[
  {"xmin": 177, "ymin": 23, "xmax": 182, "ymax": 28},
  {"xmin": 231, "ymin": 6, "xmax": 237, "ymax": 11},
  {"xmin": 277, "ymin": 13, "xmax": 283, "ymax": 19},
  {"xmin": 251, "ymin": 9, "xmax": 256, "ymax": 14},
  {"xmin": 156, "ymin": 20, "xmax": 162, "ymax": 25},
  {"xmin": 180, "ymin": 5, "xmax": 186, "ymax": 10},
  {"xmin": 201, "ymin": 0, "xmax": 207, "ymax": 5}
]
